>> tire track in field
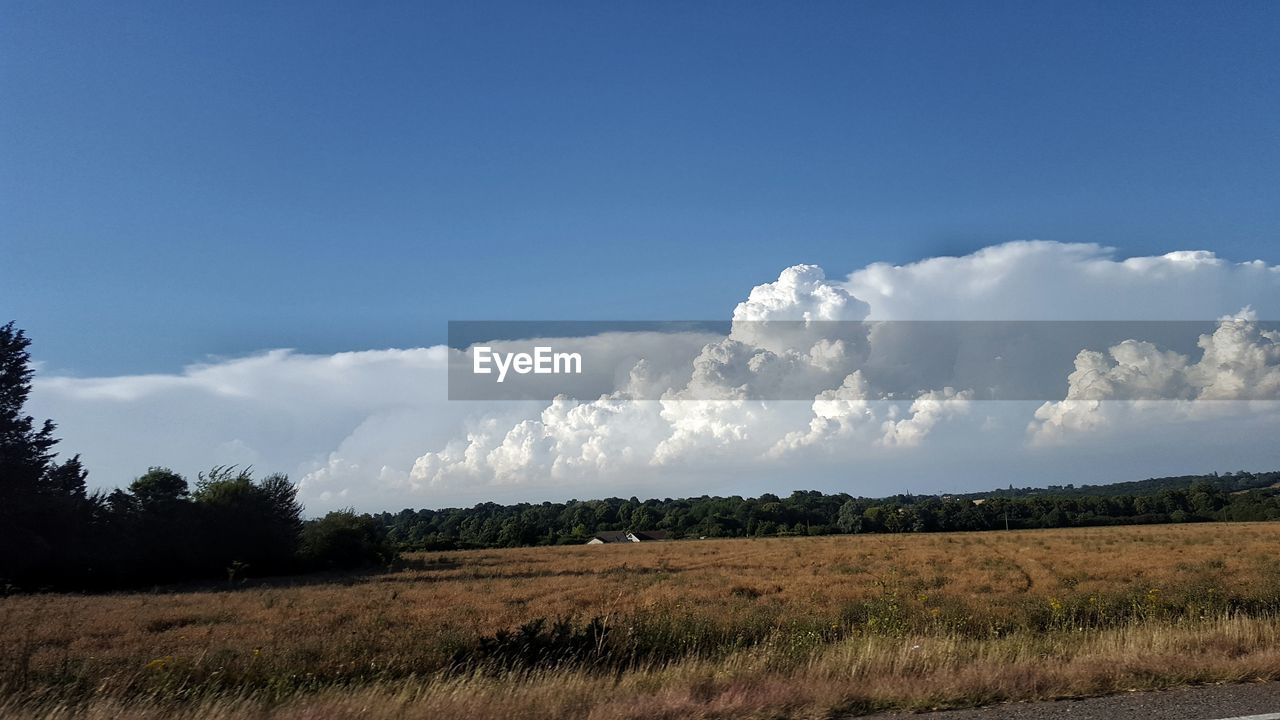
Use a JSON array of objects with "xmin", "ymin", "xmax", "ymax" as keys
[
  {"xmin": 978, "ymin": 537, "xmax": 1037, "ymax": 593},
  {"xmin": 997, "ymin": 545, "xmax": 1060, "ymax": 594},
  {"xmin": 1013, "ymin": 549, "xmax": 1062, "ymax": 594}
]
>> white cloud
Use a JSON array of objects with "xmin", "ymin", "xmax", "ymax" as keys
[
  {"xmin": 879, "ymin": 387, "xmax": 973, "ymax": 448},
  {"xmin": 769, "ymin": 371, "xmax": 875, "ymax": 455},
  {"xmin": 1030, "ymin": 314, "xmax": 1280, "ymax": 443},
  {"xmin": 27, "ymin": 241, "xmax": 1280, "ymax": 512},
  {"xmin": 733, "ymin": 264, "xmax": 869, "ymax": 324},
  {"xmin": 32, "ymin": 347, "xmax": 469, "ymax": 511},
  {"xmin": 731, "ymin": 264, "xmax": 869, "ymax": 354},
  {"xmin": 408, "ymin": 394, "xmax": 672, "ymax": 490},
  {"xmin": 846, "ymin": 241, "xmax": 1280, "ymax": 320}
]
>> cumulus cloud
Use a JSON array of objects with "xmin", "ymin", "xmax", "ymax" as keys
[
  {"xmin": 766, "ymin": 375, "xmax": 973, "ymax": 456},
  {"xmin": 1030, "ymin": 313, "xmax": 1280, "ymax": 443},
  {"xmin": 408, "ymin": 393, "xmax": 672, "ymax": 490},
  {"xmin": 879, "ymin": 387, "xmax": 973, "ymax": 447},
  {"xmin": 27, "ymin": 241, "xmax": 1280, "ymax": 511},
  {"xmin": 410, "ymin": 264, "xmax": 885, "ymax": 489},
  {"xmin": 731, "ymin": 264, "xmax": 869, "ymax": 354},
  {"xmin": 846, "ymin": 241, "xmax": 1280, "ymax": 320},
  {"xmin": 769, "ymin": 371, "xmax": 875, "ymax": 455}
]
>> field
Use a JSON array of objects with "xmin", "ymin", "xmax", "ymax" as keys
[{"xmin": 5, "ymin": 523, "xmax": 1280, "ymax": 719}]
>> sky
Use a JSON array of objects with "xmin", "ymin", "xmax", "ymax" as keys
[
  {"xmin": 4, "ymin": 2, "xmax": 1280, "ymax": 512},
  {"xmin": 4, "ymin": 1, "xmax": 1280, "ymax": 375}
]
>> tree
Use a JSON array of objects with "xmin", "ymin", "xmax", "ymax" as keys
[
  {"xmin": 0, "ymin": 322, "xmax": 91, "ymax": 586},
  {"xmin": 300, "ymin": 511, "xmax": 394, "ymax": 570},
  {"xmin": 192, "ymin": 466, "xmax": 304, "ymax": 576},
  {"xmin": 0, "ymin": 323, "xmax": 58, "ymax": 493},
  {"xmin": 629, "ymin": 506, "xmax": 654, "ymax": 530},
  {"xmin": 129, "ymin": 467, "xmax": 189, "ymax": 509},
  {"xmin": 497, "ymin": 516, "xmax": 536, "ymax": 547},
  {"xmin": 836, "ymin": 499, "xmax": 863, "ymax": 533},
  {"xmin": 1189, "ymin": 481, "xmax": 1226, "ymax": 515},
  {"xmin": 119, "ymin": 467, "xmax": 198, "ymax": 583}
]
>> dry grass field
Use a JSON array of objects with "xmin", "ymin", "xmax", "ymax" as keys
[{"xmin": 5, "ymin": 523, "xmax": 1280, "ymax": 719}]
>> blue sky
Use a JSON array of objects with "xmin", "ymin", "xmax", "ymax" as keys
[{"xmin": 4, "ymin": 1, "xmax": 1279, "ymax": 376}]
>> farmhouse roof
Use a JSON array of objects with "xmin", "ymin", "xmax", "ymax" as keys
[
  {"xmin": 589, "ymin": 531, "xmax": 632, "ymax": 543},
  {"xmin": 587, "ymin": 530, "xmax": 672, "ymax": 543}
]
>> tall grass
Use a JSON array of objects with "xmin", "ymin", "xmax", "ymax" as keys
[{"xmin": 3, "ymin": 523, "xmax": 1280, "ymax": 718}]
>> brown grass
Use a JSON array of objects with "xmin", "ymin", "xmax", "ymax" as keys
[{"xmin": 4, "ymin": 523, "xmax": 1280, "ymax": 718}]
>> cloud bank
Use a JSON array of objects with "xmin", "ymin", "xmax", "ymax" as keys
[{"xmin": 29, "ymin": 241, "xmax": 1280, "ymax": 512}]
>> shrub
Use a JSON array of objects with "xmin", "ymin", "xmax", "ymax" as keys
[{"xmin": 300, "ymin": 511, "xmax": 396, "ymax": 571}]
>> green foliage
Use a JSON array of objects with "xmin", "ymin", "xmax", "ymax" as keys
[
  {"xmin": 61, "ymin": 464, "xmax": 330, "ymax": 589},
  {"xmin": 65, "ymin": 463, "xmax": 394, "ymax": 590},
  {"xmin": 300, "ymin": 511, "xmax": 394, "ymax": 571},
  {"xmin": 129, "ymin": 467, "xmax": 188, "ymax": 508},
  {"xmin": 191, "ymin": 466, "xmax": 305, "ymax": 576},
  {"xmin": 961, "ymin": 471, "xmax": 1276, "ymax": 500},
  {"xmin": 374, "ymin": 471, "xmax": 1280, "ymax": 551}
]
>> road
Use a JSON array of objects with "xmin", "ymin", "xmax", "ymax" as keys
[{"xmin": 860, "ymin": 683, "xmax": 1280, "ymax": 720}]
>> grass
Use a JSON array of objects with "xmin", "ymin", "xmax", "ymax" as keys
[{"xmin": 4, "ymin": 523, "xmax": 1280, "ymax": 718}]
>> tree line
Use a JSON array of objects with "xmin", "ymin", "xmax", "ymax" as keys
[
  {"xmin": 374, "ymin": 471, "xmax": 1280, "ymax": 550},
  {"xmin": 0, "ymin": 322, "xmax": 392, "ymax": 591}
]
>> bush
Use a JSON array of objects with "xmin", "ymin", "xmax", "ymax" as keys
[
  {"xmin": 300, "ymin": 511, "xmax": 396, "ymax": 571},
  {"xmin": 455, "ymin": 617, "xmax": 610, "ymax": 673},
  {"xmin": 192, "ymin": 467, "xmax": 304, "ymax": 577}
]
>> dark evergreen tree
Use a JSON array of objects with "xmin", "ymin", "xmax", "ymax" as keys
[{"xmin": 0, "ymin": 322, "xmax": 91, "ymax": 587}]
